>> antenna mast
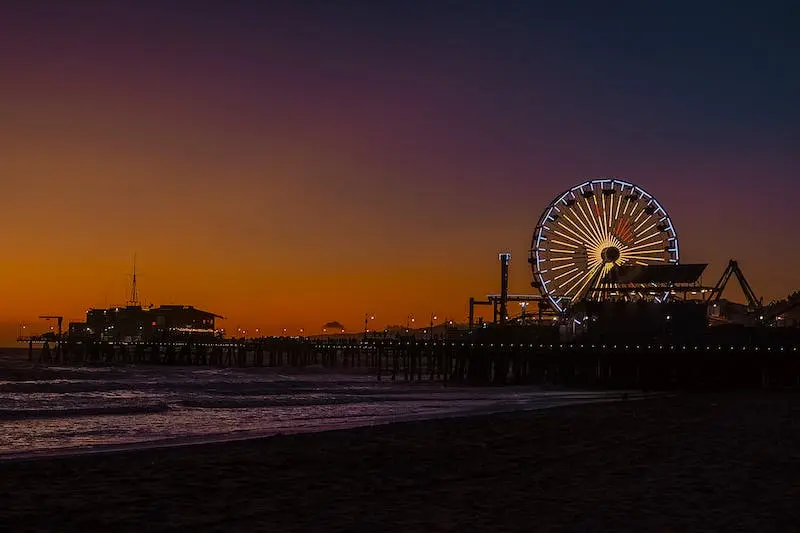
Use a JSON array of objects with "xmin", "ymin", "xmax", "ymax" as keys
[{"xmin": 128, "ymin": 253, "xmax": 140, "ymax": 306}]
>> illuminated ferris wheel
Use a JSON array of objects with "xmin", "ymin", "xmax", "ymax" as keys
[{"xmin": 530, "ymin": 179, "xmax": 679, "ymax": 313}]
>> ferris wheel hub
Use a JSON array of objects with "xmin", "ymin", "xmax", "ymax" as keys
[{"xmin": 601, "ymin": 246, "xmax": 621, "ymax": 263}]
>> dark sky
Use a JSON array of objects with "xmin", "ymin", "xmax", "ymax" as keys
[{"xmin": 1, "ymin": 0, "xmax": 798, "ymax": 340}]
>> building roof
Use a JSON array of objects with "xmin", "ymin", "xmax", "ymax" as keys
[
  {"xmin": 602, "ymin": 264, "xmax": 707, "ymax": 285},
  {"xmin": 154, "ymin": 305, "xmax": 225, "ymax": 319},
  {"xmin": 87, "ymin": 305, "xmax": 224, "ymax": 319}
]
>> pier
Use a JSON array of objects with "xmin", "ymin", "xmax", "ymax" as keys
[{"xmin": 22, "ymin": 336, "xmax": 800, "ymax": 391}]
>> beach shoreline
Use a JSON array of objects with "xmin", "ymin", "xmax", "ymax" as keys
[
  {"xmin": 2, "ymin": 392, "xmax": 798, "ymax": 532},
  {"xmin": 1, "ymin": 391, "xmax": 651, "ymax": 463},
  {"xmin": 2, "ymin": 346, "xmax": 658, "ymax": 461}
]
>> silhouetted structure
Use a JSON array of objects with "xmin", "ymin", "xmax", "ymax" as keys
[
  {"xmin": 498, "ymin": 253, "xmax": 511, "ymax": 326},
  {"xmin": 69, "ymin": 305, "xmax": 223, "ymax": 342},
  {"xmin": 25, "ymin": 335, "xmax": 800, "ymax": 391},
  {"xmin": 708, "ymin": 260, "xmax": 762, "ymax": 309}
]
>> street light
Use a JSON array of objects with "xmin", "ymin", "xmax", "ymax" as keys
[
  {"xmin": 423, "ymin": 313, "xmax": 437, "ymax": 339},
  {"xmin": 364, "ymin": 313, "xmax": 375, "ymax": 337},
  {"xmin": 407, "ymin": 314, "xmax": 415, "ymax": 328}
]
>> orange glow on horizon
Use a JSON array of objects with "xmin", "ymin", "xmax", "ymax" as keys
[{"xmin": 1, "ymin": 4, "xmax": 797, "ymax": 345}]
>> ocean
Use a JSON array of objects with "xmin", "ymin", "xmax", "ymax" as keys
[{"xmin": 0, "ymin": 348, "xmax": 637, "ymax": 460}]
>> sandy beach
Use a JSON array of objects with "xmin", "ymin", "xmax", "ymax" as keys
[{"xmin": 2, "ymin": 392, "xmax": 798, "ymax": 532}]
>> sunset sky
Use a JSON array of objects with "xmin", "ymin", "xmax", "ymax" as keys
[{"xmin": 1, "ymin": 1, "xmax": 798, "ymax": 344}]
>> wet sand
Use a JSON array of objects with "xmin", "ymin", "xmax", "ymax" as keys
[{"xmin": 2, "ymin": 392, "xmax": 798, "ymax": 532}]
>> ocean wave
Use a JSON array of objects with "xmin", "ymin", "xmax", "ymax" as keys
[
  {"xmin": 178, "ymin": 397, "xmax": 369, "ymax": 409},
  {"xmin": 0, "ymin": 403, "xmax": 170, "ymax": 420}
]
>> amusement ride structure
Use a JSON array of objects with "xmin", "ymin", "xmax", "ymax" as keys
[
  {"xmin": 530, "ymin": 179, "xmax": 680, "ymax": 313},
  {"xmin": 469, "ymin": 176, "xmax": 796, "ymax": 337}
]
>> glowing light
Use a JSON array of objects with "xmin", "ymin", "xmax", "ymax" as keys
[{"xmin": 169, "ymin": 327, "xmax": 215, "ymax": 333}]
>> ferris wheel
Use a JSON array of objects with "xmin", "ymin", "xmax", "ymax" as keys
[{"xmin": 530, "ymin": 179, "xmax": 679, "ymax": 313}]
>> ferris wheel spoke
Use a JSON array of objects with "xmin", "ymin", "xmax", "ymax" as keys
[
  {"xmin": 551, "ymin": 261, "xmax": 580, "ymax": 272},
  {"xmin": 620, "ymin": 248, "xmax": 666, "ymax": 259},
  {"xmin": 622, "ymin": 252, "xmax": 665, "ymax": 262},
  {"xmin": 635, "ymin": 226, "xmax": 662, "ymax": 242},
  {"xmin": 558, "ymin": 216, "xmax": 600, "ymax": 249},
  {"xmin": 623, "ymin": 246, "xmax": 665, "ymax": 256},
  {"xmin": 562, "ymin": 209, "xmax": 602, "ymax": 249},
  {"xmin": 561, "ymin": 207, "xmax": 599, "ymax": 242},
  {"xmin": 629, "ymin": 240, "xmax": 661, "ymax": 255},
  {"xmin": 606, "ymin": 190, "xmax": 617, "ymax": 233},
  {"xmin": 630, "ymin": 196, "xmax": 644, "ymax": 220},
  {"xmin": 550, "ymin": 228, "xmax": 585, "ymax": 247},
  {"xmin": 634, "ymin": 217, "xmax": 657, "ymax": 235},
  {"xmin": 628, "ymin": 233, "xmax": 664, "ymax": 247},
  {"xmin": 551, "ymin": 239, "xmax": 579, "ymax": 249},
  {"xmin": 622, "ymin": 195, "xmax": 633, "ymax": 217},
  {"xmin": 560, "ymin": 266, "xmax": 592, "ymax": 293},
  {"xmin": 576, "ymin": 199, "xmax": 605, "ymax": 244},
  {"xmin": 632, "ymin": 204, "xmax": 648, "ymax": 226},
  {"xmin": 622, "ymin": 239, "xmax": 664, "ymax": 253},
  {"xmin": 609, "ymin": 198, "xmax": 618, "ymax": 231},
  {"xmin": 591, "ymin": 196, "xmax": 609, "ymax": 240},
  {"xmin": 553, "ymin": 218, "xmax": 595, "ymax": 246},
  {"xmin": 573, "ymin": 204, "xmax": 603, "ymax": 246},
  {"xmin": 623, "ymin": 247, "xmax": 665, "ymax": 256},
  {"xmin": 599, "ymin": 192, "xmax": 608, "ymax": 234},
  {"xmin": 623, "ymin": 251, "xmax": 666, "ymax": 260},
  {"xmin": 570, "ymin": 195, "xmax": 596, "ymax": 237},
  {"xmin": 622, "ymin": 252, "xmax": 664, "ymax": 264},
  {"xmin": 617, "ymin": 218, "xmax": 636, "ymax": 243},
  {"xmin": 568, "ymin": 262, "xmax": 603, "ymax": 301},
  {"xmin": 554, "ymin": 267, "xmax": 580, "ymax": 280},
  {"xmin": 613, "ymin": 189, "xmax": 624, "ymax": 223}
]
